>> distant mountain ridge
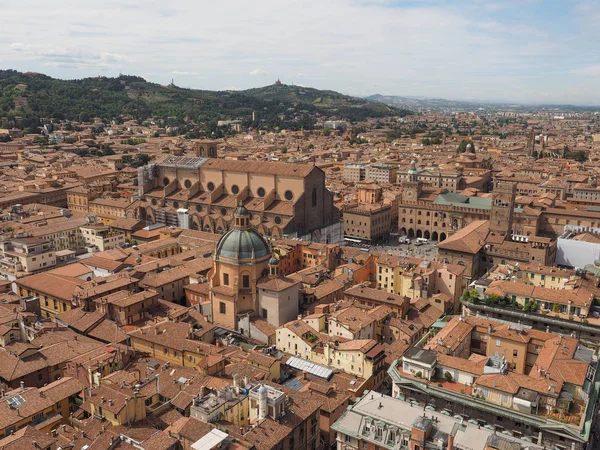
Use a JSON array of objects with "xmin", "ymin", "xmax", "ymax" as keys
[
  {"xmin": 0, "ymin": 70, "xmax": 410, "ymax": 129},
  {"xmin": 366, "ymin": 93, "xmax": 600, "ymax": 112}
]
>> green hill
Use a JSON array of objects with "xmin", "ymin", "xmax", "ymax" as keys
[{"xmin": 0, "ymin": 70, "xmax": 410, "ymax": 130}]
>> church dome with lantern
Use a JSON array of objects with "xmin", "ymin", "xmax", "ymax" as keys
[{"xmin": 215, "ymin": 203, "xmax": 270, "ymax": 261}]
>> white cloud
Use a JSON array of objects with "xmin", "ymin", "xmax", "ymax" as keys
[
  {"xmin": 573, "ymin": 65, "xmax": 600, "ymax": 77},
  {"xmin": 8, "ymin": 42, "xmax": 130, "ymax": 68},
  {"xmin": 10, "ymin": 42, "xmax": 30, "ymax": 51},
  {"xmin": 1, "ymin": 0, "xmax": 598, "ymax": 104},
  {"xmin": 249, "ymin": 68, "xmax": 270, "ymax": 76},
  {"xmin": 171, "ymin": 71, "xmax": 200, "ymax": 76}
]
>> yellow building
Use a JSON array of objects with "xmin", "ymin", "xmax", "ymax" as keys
[
  {"xmin": 88, "ymin": 197, "xmax": 136, "ymax": 225},
  {"xmin": 376, "ymin": 254, "xmax": 464, "ymax": 311},
  {"xmin": 247, "ymin": 351, "xmax": 281, "ymax": 382},
  {"xmin": 276, "ymin": 320, "xmax": 386, "ymax": 389},
  {"xmin": 517, "ymin": 264, "xmax": 575, "ymax": 289},
  {"xmin": 190, "ymin": 386, "xmax": 249, "ymax": 427},
  {"xmin": 128, "ymin": 322, "xmax": 225, "ymax": 375},
  {"xmin": 16, "ymin": 272, "xmax": 83, "ymax": 319},
  {"xmin": 85, "ymin": 384, "xmax": 146, "ymax": 426}
]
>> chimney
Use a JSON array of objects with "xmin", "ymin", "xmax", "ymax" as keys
[
  {"xmin": 447, "ymin": 433, "xmax": 455, "ymax": 450},
  {"xmin": 20, "ymin": 381, "xmax": 25, "ymax": 391}
]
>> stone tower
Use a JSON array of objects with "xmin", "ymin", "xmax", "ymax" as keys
[
  {"xmin": 193, "ymin": 140, "xmax": 218, "ymax": 158},
  {"xmin": 402, "ymin": 160, "xmax": 422, "ymax": 202},
  {"xmin": 490, "ymin": 180, "xmax": 516, "ymax": 236}
]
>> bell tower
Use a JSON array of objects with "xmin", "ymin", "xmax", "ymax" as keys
[{"xmin": 490, "ymin": 180, "xmax": 516, "ymax": 236}]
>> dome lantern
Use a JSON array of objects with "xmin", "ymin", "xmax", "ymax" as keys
[
  {"xmin": 269, "ymin": 256, "xmax": 280, "ymax": 276},
  {"xmin": 234, "ymin": 201, "xmax": 251, "ymax": 230},
  {"xmin": 214, "ymin": 202, "xmax": 271, "ymax": 262}
]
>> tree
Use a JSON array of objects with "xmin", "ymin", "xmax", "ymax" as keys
[
  {"xmin": 444, "ymin": 371, "xmax": 453, "ymax": 382},
  {"xmin": 461, "ymin": 289, "xmax": 479, "ymax": 303},
  {"xmin": 567, "ymin": 151, "xmax": 587, "ymax": 162},
  {"xmin": 26, "ymin": 125, "xmax": 40, "ymax": 135},
  {"xmin": 523, "ymin": 300, "xmax": 538, "ymax": 312},
  {"xmin": 281, "ymin": 146, "xmax": 287, "ymax": 154},
  {"xmin": 33, "ymin": 136, "xmax": 48, "ymax": 145},
  {"xmin": 130, "ymin": 153, "xmax": 151, "ymax": 168},
  {"xmin": 323, "ymin": 127, "xmax": 331, "ymax": 136},
  {"xmin": 486, "ymin": 294, "xmax": 504, "ymax": 305},
  {"xmin": 74, "ymin": 148, "xmax": 89, "ymax": 157}
]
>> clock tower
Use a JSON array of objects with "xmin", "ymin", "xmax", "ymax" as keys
[{"xmin": 402, "ymin": 160, "xmax": 422, "ymax": 202}]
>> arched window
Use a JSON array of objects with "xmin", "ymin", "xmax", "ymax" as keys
[{"xmin": 312, "ymin": 187, "xmax": 317, "ymax": 207}]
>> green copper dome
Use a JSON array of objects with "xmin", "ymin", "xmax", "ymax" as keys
[{"xmin": 215, "ymin": 228, "xmax": 270, "ymax": 260}]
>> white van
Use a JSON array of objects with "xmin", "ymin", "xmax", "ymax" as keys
[
  {"xmin": 398, "ymin": 236, "xmax": 410, "ymax": 244},
  {"xmin": 416, "ymin": 238, "xmax": 429, "ymax": 244}
]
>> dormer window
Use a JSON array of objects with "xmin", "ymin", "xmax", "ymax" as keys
[
  {"xmin": 362, "ymin": 421, "xmax": 371, "ymax": 436},
  {"xmin": 387, "ymin": 429, "xmax": 397, "ymax": 446}
]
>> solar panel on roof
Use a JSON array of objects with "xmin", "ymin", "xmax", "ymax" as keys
[{"xmin": 7, "ymin": 395, "xmax": 25, "ymax": 408}]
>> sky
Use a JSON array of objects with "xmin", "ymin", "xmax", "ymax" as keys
[{"xmin": 1, "ymin": 0, "xmax": 600, "ymax": 105}]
